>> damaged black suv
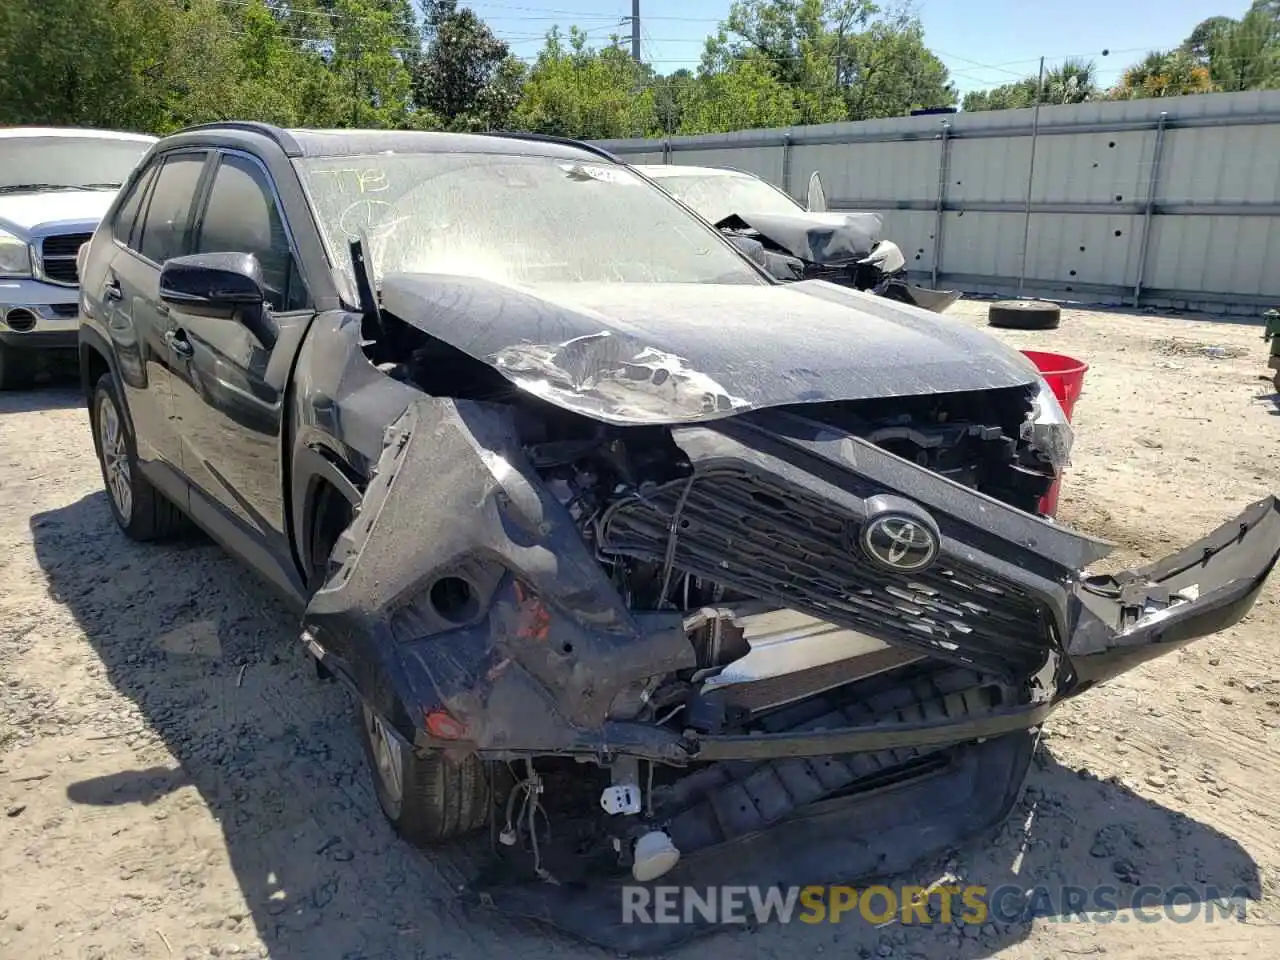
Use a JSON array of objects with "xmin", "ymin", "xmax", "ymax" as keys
[{"xmin": 78, "ymin": 122, "xmax": 1279, "ymax": 950}]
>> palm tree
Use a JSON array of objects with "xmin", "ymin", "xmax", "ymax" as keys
[{"xmin": 1042, "ymin": 57, "xmax": 1097, "ymax": 104}]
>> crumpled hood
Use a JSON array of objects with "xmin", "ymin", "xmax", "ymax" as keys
[
  {"xmin": 380, "ymin": 273, "xmax": 1040, "ymax": 425},
  {"xmin": 0, "ymin": 190, "xmax": 115, "ymax": 236},
  {"xmin": 715, "ymin": 210, "xmax": 884, "ymax": 264}
]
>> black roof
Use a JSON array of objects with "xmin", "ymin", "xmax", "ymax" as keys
[{"xmin": 162, "ymin": 121, "xmax": 619, "ymax": 163}]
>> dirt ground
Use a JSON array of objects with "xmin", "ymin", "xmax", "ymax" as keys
[{"xmin": 4, "ymin": 300, "xmax": 1280, "ymax": 960}]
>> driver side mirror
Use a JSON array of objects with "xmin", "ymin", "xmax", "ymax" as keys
[
  {"xmin": 160, "ymin": 252, "xmax": 275, "ymax": 348},
  {"xmin": 806, "ymin": 171, "xmax": 827, "ymax": 213},
  {"xmin": 160, "ymin": 252, "xmax": 265, "ymax": 316}
]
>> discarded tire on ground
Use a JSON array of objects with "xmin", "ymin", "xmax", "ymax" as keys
[{"xmin": 987, "ymin": 299, "xmax": 1061, "ymax": 331}]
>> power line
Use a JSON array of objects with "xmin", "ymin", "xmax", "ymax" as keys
[{"xmin": 477, "ymin": 2, "xmax": 722, "ymax": 23}]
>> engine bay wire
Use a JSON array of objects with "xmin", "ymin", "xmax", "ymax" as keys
[
  {"xmin": 503, "ymin": 760, "xmax": 557, "ymax": 885},
  {"xmin": 654, "ymin": 703, "xmax": 685, "ymax": 726},
  {"xmin": 646, "ymin": 759, "xmax": 654, "ymax": 818},
  {"xmin": 656, "ymin": 475, "xmax": 697, "ymax": 610}
]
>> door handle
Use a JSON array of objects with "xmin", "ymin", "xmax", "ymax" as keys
[
  {"xmin": 164, "ymin": 329, "xmax": 194, "ymax": 359},
  {"xmin": 103, "ymin": 279, "xmax": 122, "ymax": 302}
]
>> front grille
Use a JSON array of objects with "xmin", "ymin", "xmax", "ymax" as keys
[
  {"xmin": 39, "ymin": 233, "xmax": 92, "ymax": 285},
  {"xmin": 598, "ymin": 465, "xmax": 1051, "ymax": 678},
  {"xmin": 804, "ymin": 261, "xmax": 888, "ymax": 291}
]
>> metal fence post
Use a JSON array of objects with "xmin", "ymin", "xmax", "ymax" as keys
[
  {"xmin": 663, "ymin": 137, "xmax": 671, "ymax": 164},
  {"xmin": 782, "ymin": 131, "xmax": 793, "ymax": 198},
  {"xmin": 931, "ymin": 121, "xmax": 951, "ymax": 290},
  {"xmin": 1132, "ymin": 112, "xmax": 1169, "ymax": 308}
]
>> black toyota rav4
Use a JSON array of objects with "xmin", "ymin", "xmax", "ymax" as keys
[{"xmin": 78, "ymin": 122, "xmax": 1279, "ymax": 951}]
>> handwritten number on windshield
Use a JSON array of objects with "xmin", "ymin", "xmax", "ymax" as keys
[{"xmin": 339, "ymin": 198, "xmax": 395, "ymax": 237}]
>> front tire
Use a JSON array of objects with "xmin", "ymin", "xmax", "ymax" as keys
[
  {"xmin": 356, "ymin": 702, "xmax": 494, "ymax": 846},
  {"xmin": 90, "ymin": 372, "xmax": 189, "ymax": 541}
]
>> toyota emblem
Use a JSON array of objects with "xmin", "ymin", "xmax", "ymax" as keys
[{"xmin": 860, "ymin": 515, "xmax": 938, "ymax": 572}]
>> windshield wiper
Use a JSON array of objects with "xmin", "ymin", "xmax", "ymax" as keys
[
  {"xmin": 78, "ymin": 182, "xmax": 123, "ymax": 190},
  {"xmin": 0, "ymin": 183, "xmax": 95, "ymax": 194}
]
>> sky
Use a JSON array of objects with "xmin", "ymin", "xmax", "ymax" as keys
[{"xmin": 465, "ymin": 0, "xmax": 1246, "ymax": 94}]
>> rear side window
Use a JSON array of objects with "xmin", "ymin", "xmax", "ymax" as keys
[
  {"xmin": 138, "ymin": 153, "xmax": 207, "ymax": 264},
  {"xmin": 112, "ymin": 163, "xmax": 157, "ymax": 249},
  {"xmin": 196, "ymin": 154, "xmax": 308, "ymax": 312}
]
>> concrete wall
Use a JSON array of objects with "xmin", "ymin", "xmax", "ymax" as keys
[{"xmin": 596, "ymin": 91, "xmax": 1280, "ymax": 315}]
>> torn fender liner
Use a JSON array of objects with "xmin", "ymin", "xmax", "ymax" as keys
[
  {"xmin": 465, "ymin": 731, "xmax": 1036, "ymax": 954},
  {"xmin": 714, "ymin": 210, "xmax": 885, "ymax": 263},
  {"xmin": 378, "ymin": 272, "xmax": 1042, "ymax": 426},
  {"xmin": 304, "ymin": 396, "xmax": 697, "ymax": 752}
]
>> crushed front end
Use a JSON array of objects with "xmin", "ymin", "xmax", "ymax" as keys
[
  {"xmin": 715, "ymin": 212, "xmax": 961, "ymax": 312},
  {"xmin": 303, "ymin": 381, "xmax": 1279, "ymax": 952}
]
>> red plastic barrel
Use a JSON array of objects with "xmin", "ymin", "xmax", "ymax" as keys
[{"xmin": 1020, "ymin": 350, "xmax": 1089, "ymax": 518}]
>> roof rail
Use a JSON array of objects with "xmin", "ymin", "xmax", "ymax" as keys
[
  {"xmin": 170, "ymin": 121, "xmax": 302, "ymax": 157},
  {"xmin": 486, "ymin": 130, "xmax": 624, "ymax": 164}
]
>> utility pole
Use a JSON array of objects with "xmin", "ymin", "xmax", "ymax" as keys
[
  {"xmin": 631, "ymin": 0, "xmax": 641, "ymax": 62},
  {"xmin": 351, "ymin": 42, "xmax": 361, "ymax": 128},
  {"xmin": 1016, "ymin": 56, "xmax": 1046, "ymax": 298}
]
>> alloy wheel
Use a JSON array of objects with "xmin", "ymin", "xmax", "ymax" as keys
[{"xmin": 98, "ymin": 395, "xmax": 133, "ymax": 520}]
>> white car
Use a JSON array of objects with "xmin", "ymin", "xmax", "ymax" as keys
[
  {"xmin": 636, "ymin": 163, "xmax": 831, "ymax": 226},
  {"xmin": 635, "ymin": 163, "xmax": 959, "ymax": 312},
  {"xmin": 0, "ymin": 127, "xmax": 157, "ymax": 389}
]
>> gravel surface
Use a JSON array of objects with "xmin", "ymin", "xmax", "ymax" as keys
[{"xmin": 3, "ymin": 300, "xmax": 1280, "ymax": 958}]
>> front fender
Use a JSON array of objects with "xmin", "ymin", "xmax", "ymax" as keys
[
  {"xmin": 302, "ymin": 397, "xmax": 696, "ymax": 752},
  {"xmin": 78, "ymin": 324, "xmax": 135, "ymax": 437}
]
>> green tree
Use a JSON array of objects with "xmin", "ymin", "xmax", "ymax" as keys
[
  {"xmin": 0, "ymin": 0, "xmax": 430, "ymax": 132},
  {"xmin": 413, "ymin": 1, "xmax": 525, "ymax": 131},
  {"xmin": 678, "ymin": 56, "xmax": 800, "ymax": 133},
  {"xmin": 1182, "ymin": 15, "xmax": 1237, "ymax": 62},
  {"xmin": 962, "ymin": 57, "xmax": 1096, "ymax": 111},
  {"xmin": 1206, "ymin": 3, "xmax": 1280, "ymax": 91},
  {"xmin": 1111, "ymin": 49, "xmax": 1215, "ymax": 99},
  {"xmin": 962, "ymin": 78, "xmax": 1039, "ymax": 112},
  {"xmin": 328, "ymin": 0, "xmax": 415, "ymax": 127},
  {"xmin": 513, "ymin": 28, "xmax": 657, "ymax": 140},
  {"xmin": 651, "ymin": 68, "xmax": 696, "ymax": 134},
  {"xmin": 701, "ymin": 0, "xmax": 953, "ymax": 125},
  {"xmin": 0, "ymin": 0, "xmax": 166, "ymax": 130},
  {"xmin": 1042, "ymin": 57, "xmax": 1097, "ymax": 104},
  {"xmin": 841, "ymin": 11, "xmax": 957, "ymax": 120}
]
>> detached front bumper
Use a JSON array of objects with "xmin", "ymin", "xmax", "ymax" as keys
[
  {"xmin": 1064, "ymin": 495, "xmax": 1280, "ymax": 692},
  {"xmin": 876, "ymin": 277, "xmax": 962, "ymax": 313}
]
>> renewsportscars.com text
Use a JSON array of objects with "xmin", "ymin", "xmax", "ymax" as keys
[{"xmin": 621, "ymin": 883, "xmax": 1251, "ymax": 926}]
